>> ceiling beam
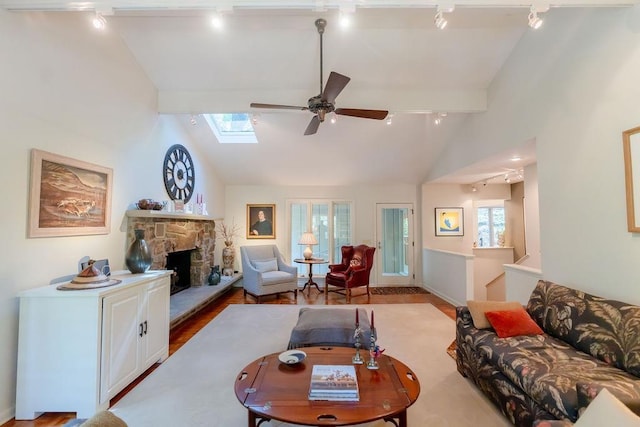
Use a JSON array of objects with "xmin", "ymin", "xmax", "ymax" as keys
[
  {"xmin": 157, "ymin": 88, "xmax": 487, "ymax": 114},
  {"xmin": 1, "ymin": 0, "xmax": 638, "ymax": 12}
]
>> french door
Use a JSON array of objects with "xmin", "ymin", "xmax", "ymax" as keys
[
  {"xmin": 376, "ymin": 203, "xmax": 414, "ymax": 286},
  {"xmin": 289, "ymin": 200, "xmax": 352, "ymax": 277}
]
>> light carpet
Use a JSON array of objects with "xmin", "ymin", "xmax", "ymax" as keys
[{"xmin": 112, "ymin": 304, "xmax": 510, "ymax": 426}]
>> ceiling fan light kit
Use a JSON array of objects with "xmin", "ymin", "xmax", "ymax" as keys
[{"xmin": 250, "ymin": 18, "xmax": 388, "ymax": 135}]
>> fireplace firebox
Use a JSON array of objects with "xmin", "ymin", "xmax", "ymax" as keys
[{"xmin": 166, "ymin": 250, "xmax": 193, "ymax": 295}]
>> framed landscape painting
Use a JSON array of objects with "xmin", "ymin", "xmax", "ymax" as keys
[
  {"xmin": 29, "ymin": 149, "xmax": 113, "ymax": 238},
  {"xmin": 247, "ymin": 204, "xmax": 275, "ymax": 239},
  {"xmin": 435, "ymin": 207, "xmax": 464, "ymax": 236}
]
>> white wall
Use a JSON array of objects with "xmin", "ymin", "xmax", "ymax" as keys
[
  {"xmin": 0, "ymin": 11, "xmax": 225, "ymax": 422},
  {"xmin": 422, "ymin": 183, "xmax": 511, "ymax": 253},
  {"xmin": 223, "ymin": 184, "xmax": 420, "ymax": 283},
  {"xmin": 426, "ymin": 7, "xmax": 640, "ymax": 304},
  {"xmin": 522, "ymin": 163, "xmax": 541, "ymax": 268}
]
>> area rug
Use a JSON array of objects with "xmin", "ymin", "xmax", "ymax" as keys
[
  {"xmin": 112, "ymin": 304, "xmax": 509, "ymax": 427},
  {"xmin": 370, "ymin": 286, "xmax": 430, "ymax": 295}
]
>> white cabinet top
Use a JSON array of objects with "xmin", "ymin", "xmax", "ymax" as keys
[{"xmin": 19, "ymin": 270, "xmax": 172, "ymax": 298}]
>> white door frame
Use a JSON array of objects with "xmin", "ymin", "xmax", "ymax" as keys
[{"xmin": 375, "ymin": 203, "xmax": 414, "ymax": 286}]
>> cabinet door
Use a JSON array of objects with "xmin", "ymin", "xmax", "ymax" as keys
[
  {"xmin": 100, "ymin": 286, "xmax": 142, "ymax": 402},
  {"xmin": 141, "ymin": 277, "xmax": 170, "ymax": 367}
]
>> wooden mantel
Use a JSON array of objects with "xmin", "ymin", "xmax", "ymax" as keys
[{"xmin": 125, "ymin": 209, "xmax": 214, "ymax": 221}]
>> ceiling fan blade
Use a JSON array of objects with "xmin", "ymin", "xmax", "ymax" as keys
[
  {"xmin": 250, "ymin": 103, "xmax": 308, "ymax": 111},
  {"xmin": 322, "ymin": 72, "xmax": 351, "ymax": 104},
  {"xmin": 335, "ymin": 108, "xmax": 389, "ymax": 120},
  {"xmin": 304, "ymin": 116, "xmax": 321, "ymax": 135}
]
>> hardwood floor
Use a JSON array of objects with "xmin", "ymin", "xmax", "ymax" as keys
[{"xmin": 2, "ymin": 286, "xmax": 455, "ymax": 427}]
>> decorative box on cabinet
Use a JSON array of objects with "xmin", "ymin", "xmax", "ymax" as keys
[{"xmin": 15, "ymin": 271, "xmax": 171, "ymax": 420}]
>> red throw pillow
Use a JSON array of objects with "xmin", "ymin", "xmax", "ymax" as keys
[{"xmin": 484, "ymin": 307, "xmax": 544, "ymax": 338}]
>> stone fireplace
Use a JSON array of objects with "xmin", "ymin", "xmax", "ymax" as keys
[{"xmin": 125, "ymin": 210, "xmax": 216, "ymax": 290}]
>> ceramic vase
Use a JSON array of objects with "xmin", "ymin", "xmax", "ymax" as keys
[
  {"xmin": 208, "ymin": 265, "xmax": 221, "ymax": 286},
  {"xmin": 125, "ymin": 229, "xmax": 152, "ymax": 274},
  {"xmin": 222, "ymin": 241, "xmax": 235, "ymax": 276}
]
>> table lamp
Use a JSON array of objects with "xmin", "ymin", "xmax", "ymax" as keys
[{"xmin": 298, "ymin": 232, "xmax": 318, "ymax": 260}]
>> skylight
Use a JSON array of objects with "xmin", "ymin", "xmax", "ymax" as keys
[{"xmin": 204, "ymin": 113, "xmax": 257, "ymax": 144}]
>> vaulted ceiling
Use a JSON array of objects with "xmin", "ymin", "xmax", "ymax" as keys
[{"xmin": 2, "ymin": 1, "xmax": 629, "ymax": 185}]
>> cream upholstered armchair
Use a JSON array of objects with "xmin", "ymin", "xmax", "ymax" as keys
[{"xmin": 240, "ymin": 245, "xmax": 298, "ymax": 303}]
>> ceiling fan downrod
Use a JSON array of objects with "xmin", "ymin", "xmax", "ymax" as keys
[{"xmin": 315, "ymin": 18, "xmax": 326, "ymax": 95}]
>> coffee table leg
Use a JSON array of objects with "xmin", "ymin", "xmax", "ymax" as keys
[
  {"xmin": 383, "ymin": 409, "xmax": 407, "ymax": 427},
  {"xmin": 248, "ymin": 409, "xmax": 271, "ymax": 427}
]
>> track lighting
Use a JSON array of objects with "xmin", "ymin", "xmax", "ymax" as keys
[
  {"xmin": 251, "ymin": 114, "xmax": 259, "ymax": 126},
  {"xmin": 339, "ymin": 4, "xmax": 355, "ymax": 28},
  {"xmin": 92, "ymin": 12, "xmax": 106, "ymax": 30},
  {"xmin": 211, "ymin": 6, "xmax": 233, "ymax": 30},
  {"xmin": 433, "ymin": 112, "xmax": 447, "ymax": 125},
  {"xmin": 434, "ymin": 5, "xmax": 454, "ymax": 30},
  {"xmin": 211, "ymin": 12, "xmax": 224, "ymax": 29},
  {"xmin": 190, "ymin": 115, "xmax": 198, "ymax": 126},
  {"xmin": 528, "ymin": 6, "xmax": 544, "ymax": 29},
  {"xmin": 434, "ymin": 11, "xmax": 447, "ymax": 29}
]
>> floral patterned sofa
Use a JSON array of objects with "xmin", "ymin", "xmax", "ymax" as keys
[{"xmin": 456, "ymin": 280, "xmax": 640, "ymax": 427}]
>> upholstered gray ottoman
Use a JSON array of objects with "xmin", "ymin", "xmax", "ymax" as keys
[{"xmin": 288, "ymin": 307, "xmax": 372, "ymax": 349}]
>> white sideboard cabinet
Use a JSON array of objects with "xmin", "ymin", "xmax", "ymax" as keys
[{"xmin": 15, "ymin": 271, "xmax": 171, "ymax": 420}]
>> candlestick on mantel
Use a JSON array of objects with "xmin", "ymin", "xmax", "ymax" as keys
[
  {"xmin": 371, "ymin": 310, "xmax": 374, "ymax": 329},
  {"xmin": 355, "ymin": 308, "xmax": 359, "ymax": 324}
]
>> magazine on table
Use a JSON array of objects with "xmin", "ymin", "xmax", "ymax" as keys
[{"xmin": 308, "ymin": 365, "xmax": 359, "ymax": 401}]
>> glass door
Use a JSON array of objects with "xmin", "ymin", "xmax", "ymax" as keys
[{"xmin": 376, "ymin": 204, "xmax": 413, "ymax": 285}]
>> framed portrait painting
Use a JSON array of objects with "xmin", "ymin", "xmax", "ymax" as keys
[
  {"xmin": 435, "ymin": 207, "xmax": 464, "ymax": 236},
  {"xmin": 29, "ymin": 149, "xmax": 113, "ymax": 238},
  {"xmin": 247, "ymin": 204, "xmax": 275, "ymax": 239}
]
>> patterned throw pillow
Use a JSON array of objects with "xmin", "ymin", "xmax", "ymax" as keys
[{"xmin": 350, "ymin": 256, "xmax": 361, "ymax": 267}]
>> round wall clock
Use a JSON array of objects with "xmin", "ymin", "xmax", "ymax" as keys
[{"xmin": 163, "ymin": 144, "xmax": 195, "ymax": 203}]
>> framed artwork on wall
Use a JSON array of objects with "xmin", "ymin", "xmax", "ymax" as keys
[
  {"xmin": 247, "ymin": 204, "xmax": 276, "ymax": 239},
  {"xmin": 29, "ymin": 149, "xmax": 113, "ymax": 238},
  {"xmin": 623, "ymin": 125, "xmax": 640, "ymax": 232},
  {"xmin": 435, "ymin": 207, "xmax": 464, "ymax": 236}
]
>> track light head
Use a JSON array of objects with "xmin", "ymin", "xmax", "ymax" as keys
[
  {"xmin": 92, "ymin": 12, "xmax": 106, "ymax": 30},
  {"xmin": 434, "ymin": 11, "xmax": 447, "ymax": 30},
  {"xmin": 528, "ymin": 6, "xmax": 544, "ymax": 29}
]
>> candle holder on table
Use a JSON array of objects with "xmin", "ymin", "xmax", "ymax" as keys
[
  {"xmin": 352, "ymin": 322, "xmax": 364, "ymax": 364},
  {"xmin": 367, "ymin": 327, "xmax": 380, "ymax": 370}
]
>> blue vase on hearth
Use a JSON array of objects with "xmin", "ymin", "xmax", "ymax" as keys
[
  {"xmin": 125, "ymin": 229, "xmax": 152, "ymax": 274},
  {"xmin": 208, "ymin": 265, "xmax": 221, "ymax": 286}
]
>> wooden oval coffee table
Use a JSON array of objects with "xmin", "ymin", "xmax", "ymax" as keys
[{"xmin": 235, "ymin": 346, "xmax": 420, "ymax": 426}]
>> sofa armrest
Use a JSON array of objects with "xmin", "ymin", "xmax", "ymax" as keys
[
  {"xmin": 577, "ymin": 382, "xmax": 640, "ymax": 417},
  {"xmin": 456, "ymin": 306, "xmax": 475, "ymax": 329}
]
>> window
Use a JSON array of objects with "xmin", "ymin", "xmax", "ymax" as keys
[
  {"xmin": 477, "ymin": 206, "xmax": 505, "ymax": 247},
  {"xmin": 289, "ymin": 200, "xmax": 352, "ymax": 276},
  {"xmin": 203, "ymin": 113, "xmax": 257, "ymax": 144}
]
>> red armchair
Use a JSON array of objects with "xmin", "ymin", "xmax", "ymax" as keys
[{"xmin": 325, "ymin": 245, "xmax": 376, "ymax": 303}]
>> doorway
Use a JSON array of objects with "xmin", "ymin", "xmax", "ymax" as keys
[{"xmin": 375, "ymin": 203, "xmax": 414, "ymax": 286}]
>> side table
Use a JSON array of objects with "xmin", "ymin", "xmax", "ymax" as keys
[{"xmin": 294, "ymin": 258, "xmax": 328, "ymax": 294}]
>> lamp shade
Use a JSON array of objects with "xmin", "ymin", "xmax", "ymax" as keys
[
  {"xmin": 298, "ymin": 232, "xmax": 318, "ymax": 246},
  {"xmin": 298, "ymin": 232, "xmax": 318, "ymax": 260}
]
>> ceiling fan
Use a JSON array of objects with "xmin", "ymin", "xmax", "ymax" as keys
[{"xmin": 250, "ymin": 18, "xmax": 389, "ymax": 136}]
